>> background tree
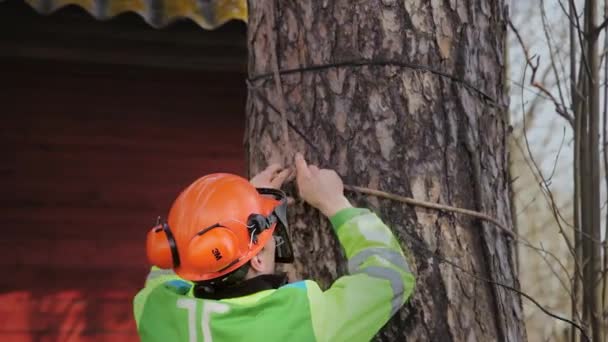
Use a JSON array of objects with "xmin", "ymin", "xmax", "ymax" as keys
[
  {"xmin": 508, "ymin": 2, "xmax": 579, "ymax": 340},
  {"xmin": 508, "ymin": 0, "xmax": 607, "ymax": 340},
  {"xmin": 246, "ymin": 1, "xmax": 526, "ymax": 340}
]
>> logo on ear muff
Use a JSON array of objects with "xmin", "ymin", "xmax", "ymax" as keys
[{"xmin": 187, "ymin": 225, "xmax": 240, "ymax": 273}]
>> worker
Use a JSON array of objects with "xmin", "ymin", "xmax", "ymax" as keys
[{"xmin": 133, "ymin": 153, "xmax": 416, "ymax": 341}]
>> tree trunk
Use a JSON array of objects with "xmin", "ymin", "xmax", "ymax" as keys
[
  {"xmin": 582, "ymin": 1, "xmax": 603, "ymax": 341},
  {"xmin": 246, "ymin": 1, "xmax": 526, "ymax": 340}
]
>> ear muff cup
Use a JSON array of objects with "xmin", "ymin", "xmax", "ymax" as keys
[
  {"xmin": 146, "ymin": 225, "xmax": 175, "ymax": 269},
  {"xmin": 186, "ymin": 227, "xmax": 240, "ymax": 274}
]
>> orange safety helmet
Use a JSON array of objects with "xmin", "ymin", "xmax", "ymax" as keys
[{"xmin": 146, "ymin": 173, "xmax": 293, "ymax": 282}]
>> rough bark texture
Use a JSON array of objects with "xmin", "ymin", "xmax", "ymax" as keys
[{"xmin": 246, "ymin": 1, "xmax": 526, "ymax": 340}]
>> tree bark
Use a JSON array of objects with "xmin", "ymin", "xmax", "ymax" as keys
[{"xmin": 246, "ymin": 1, "xmax": 526, "ymax": 340}]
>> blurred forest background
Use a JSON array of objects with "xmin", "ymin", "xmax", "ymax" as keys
[{"xmin": 509, "ymin": 0, "xmax": 607, "ymax": 340}]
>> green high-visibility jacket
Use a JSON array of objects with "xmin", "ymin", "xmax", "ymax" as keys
[{"xmin": 133, "ymin": 208, "xmax": 416, "ymax": 342}]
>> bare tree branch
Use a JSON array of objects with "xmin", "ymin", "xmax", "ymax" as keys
[
  {"xmin": 558, "ymin": 0, "xmax": 582, "ymax": 29},
  {"xmin": 540, "ymin": 0, "xmax": 570, "ymax": 112},
  {"xmin": 592, "ymin": 15, "xmax": 608, "ymax": 37},
  {"xmin": 509, "ymin": 66, "xmax": 554, "ymax": 133},
  {"xmin": 508, "ymin": 19, "xmax": 575, "ymax": 126},
  {"xmin": 547, "ymin": 127, "xmax": 568, "ymax": 183},
  {"xmin": 514, "ymin": 137, "xmax": 582, "ymax": 275}
]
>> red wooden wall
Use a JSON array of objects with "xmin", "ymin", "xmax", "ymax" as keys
[{"xmin": 0, "ymin": 58, "xmax": 246, "ymax": 341}]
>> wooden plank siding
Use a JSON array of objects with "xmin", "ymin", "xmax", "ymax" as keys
[
  {"xmin": 0, "ymin": 57, "xmax": 247, "ymax": 341},
  {"xmin": 0, "ymin": 1, "xmax": 248, "ymax": 72}
]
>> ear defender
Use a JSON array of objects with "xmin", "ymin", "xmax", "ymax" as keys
[
  {"xmin": 186, "ymin": 226, "xmax": 240, "ymax": 274},
  {"xmin": 146, "ymin": 223, "xmax": 180, "ymax": 269}
]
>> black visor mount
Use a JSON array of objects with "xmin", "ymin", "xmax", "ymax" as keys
[{"xmin": 255, "ymin": 188, "xmax": 294, "ymax": 263}]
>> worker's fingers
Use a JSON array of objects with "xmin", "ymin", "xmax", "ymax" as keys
[
  {"xmin": 271, "ymin": 168, "xmax": 292, "ymax": 187},
  {"xmin": 250, "ymin": 164, "xmax": 283, "ymax": 188},
  {"xmin": 309, "ymin": 165, "xmax": 320, "ymax": 176},
  {"xmin": 284, "ymin": 167, "xmax": 296, "ymax": 183},
  {"xmin": 277, "ymin": 167, "xmax": 296, "ymax": 185},
  {"xmin": 295, "ymin": 153, "xmax": 311, "ymax": 179},
  {"xmin": 261, "ymin": 164, "xmax": 282, "ymax": 177}
]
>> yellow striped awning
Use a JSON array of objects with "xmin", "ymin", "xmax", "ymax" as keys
[{"xmin": 20, "ymin": 0, "xmax": 247, "ymax": 29}]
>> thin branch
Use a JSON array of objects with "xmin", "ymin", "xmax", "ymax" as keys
[
  {"xmin": 509, "ymin": 74, "xmax": 555, "ymax": 103},
  {"xmin": 592, "ymin": 15, "xmax": 608, "ymax": 37},
  {"xmin": 540, "ymin": 249, "xmax": 578, "ymax": 303},
  {"xmin": 517, "ymin": 95, "xmax": 581, "ymax": 235},
  {"xmin": 514, "ymin": 137, "xmax": 601, "ymax": 246},
  {"xmin": 345, "ymin": 185, "xmax": 515, "ymax": 236},
  {"xmin": 537, "ymin": 83, "xmax": 576, "ymax": 125},
  {"xmin": 518, "ymin": 61, "xmax": 579, "ymax": 266},
  {"xmin": 508, "ymin": 19, "xmax": 575, "ymax": 126},
  {"xmin": 540, "ymin": 0, "xmax": 570, "ymax": 115},
  {"xmin": 458, "ymin": 265, "xmax": 590, "ymax": 342},
  {"xmin": 515, "ymin": 134, "xmax": 586, "ymax": 296},
  {"xmin": 558, "ymin": 0, "xmax": 583, "ymax": 29},
  {"xmin": 547, "ymin": 127, "xmax": 568, "ymax": 183},
  {"xmin": 515, "ymin": 196, "xmax": 538, "ymax": 217},
  {"xmin": 502, "ymin": 197, "xmax": 577, "ymax": 303},
  {"xmin": 510, "ymin": 66, "xmax": 555, "ymax": 133}
]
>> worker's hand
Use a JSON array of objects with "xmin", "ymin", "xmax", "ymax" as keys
[
  {"xmin": 295, "ymin": 153, "xmax": 352, "ymax": 217},
  {"xmin": 250, "ymin": 164, "xmax": 293, "ymax": 190}
]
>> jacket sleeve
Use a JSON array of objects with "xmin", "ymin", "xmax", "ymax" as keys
[{"xmin": 305, "ymin": 208, "xmax": 415, "ymax": 342}]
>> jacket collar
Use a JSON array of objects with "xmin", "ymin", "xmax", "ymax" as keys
[{"xmin": 193, "ymin": 273, "xmax": 288, "ymax": 300}]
